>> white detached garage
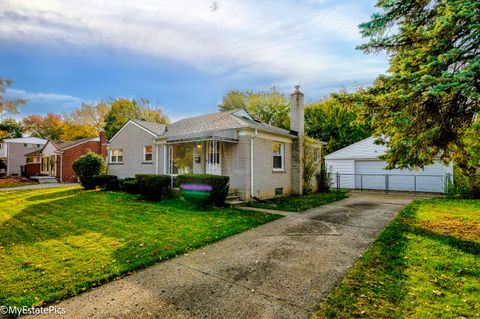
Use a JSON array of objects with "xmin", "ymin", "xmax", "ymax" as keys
[{"xmin": 324, "ymin": 137, "xmax": 453, "ymax": 193}]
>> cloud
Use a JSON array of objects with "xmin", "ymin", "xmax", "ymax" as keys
[
  {"xmin": 3, "ymin": 89, "xmax": 83, "ymax": 115},
  {"xmin": 0, "ymin": 0, "xmax": 386, "ymax": 87}
]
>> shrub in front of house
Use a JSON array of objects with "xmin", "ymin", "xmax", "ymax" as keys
[
  {"xmin": 180, "ymin": 183, "xmax": 213, "ymax": 208},
  {"xmin": 176, "ymin": 174, "xmax": 230, "ymax": 207},
  {"xmin": 106, "ymin": 177, "xmax": 121, "ymax": 191},
  {"xmin": 135, "ymin": 174, "xmax": 172, "ymax": 200},
  {"xmin": 92, "ymin": 175, "xmax": 118, "ymax": 190},
  {"xmin": 72, "ymin": 152, "xmax": 106, "ymax": 190},
  {"xmin": 316, "ymin": 166, "xmax": 331, "ymax": 193},
  {"xmin": 121, "ymin": 179, "xmax": 140, "ymax": 194}
]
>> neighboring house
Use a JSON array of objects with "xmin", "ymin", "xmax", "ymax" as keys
[
  {"xmin": 108, "ymin": 86, "xmax": 323, "ymax": 200},
  {"xmin": 25, "ymin": 132, "xmax": 107, "ymax": 183},
  {"xmin": 0, "ymin": 137, "xmax": 47, "ymax": 177},
  {"xmin": 325, "ymin": 137, "xmax": 453, "ymax": 193}
]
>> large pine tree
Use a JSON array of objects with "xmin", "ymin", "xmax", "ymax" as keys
[{"xmin": 359, "ymin": 0, "xmax": 479, "ymax": 174}]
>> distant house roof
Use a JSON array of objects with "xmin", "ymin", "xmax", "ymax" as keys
[
  {"xmin": 25, "ymin": 150, "xmax": 43, "ymax": 157},
  {"xmin": 25, "ymin": 137, "xmax": 100, "ymax": 157},
  {"xmin": 2, "ymin": 137, "xmax": 48, "ymax": 144},
  {"xmin": 51, "ymin": 137, "xmax": 100, "ymax": 151},
  {"xmin": 324, "ymin": 137, "xmax": 387, "ymax": 160}
]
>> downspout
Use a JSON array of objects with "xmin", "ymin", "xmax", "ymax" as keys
[
  {"xmin": 250, "ymin": 129, "xmax": 258, "ymax": 199},
  {"xmin": 155, "ymin": 144, "xmax": 159, "ymax": 174},
  {"xmin": 59, "ymin": 152, "xmax": 63, "ymax": 183},
  {"xmin": 5, "ymin": 143, "xmax": 8, "ymax": 176}
]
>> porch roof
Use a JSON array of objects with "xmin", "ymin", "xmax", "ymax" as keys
[{"xmin": 166, "ymin": 129, "xmax": 239, "ymax": 144}]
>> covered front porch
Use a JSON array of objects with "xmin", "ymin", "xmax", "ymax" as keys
[
  {"xmin": 164, "ymin": 137, "xmax": 238, "ymax": 176},
  {"xmin": 40, "ymin": 154, "xmax": 58, "ymax": 178}
]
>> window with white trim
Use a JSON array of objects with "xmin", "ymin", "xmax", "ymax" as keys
[
  {"xmin": 110, "ymin": 148, "xmax": 123, "ymax": 163},
  {"xmin": 272, "ymin": 142, "xmax": 284, "ymax": 170},
  {"xmin": 144, "ymin": 145, "xmax": 153, "ymax": 162}
]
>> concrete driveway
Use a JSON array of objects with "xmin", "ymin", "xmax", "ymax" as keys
[{"xmin": 28, "ymin": 192, "xmax": 415, "ymax": 319}]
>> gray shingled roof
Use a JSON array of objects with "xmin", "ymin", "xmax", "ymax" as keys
[
  {"xmin": 153, "ymin": 109, "xmax": 294, "ymax": 141},
  {"xmin": 130, "ymin": 110, "xmax": 295, "ymax": 143},
  {"xmin": 131, "ymin": 120, "xmax": 167, "ymax": 136},
  {"xmin": 166, "ymin": 129, "xmax": 239, "ymax": 144}
]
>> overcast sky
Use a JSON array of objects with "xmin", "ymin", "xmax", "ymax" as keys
[{"xmin": 0, "ymin": 0, "xmax": 388, "ymax": 121}]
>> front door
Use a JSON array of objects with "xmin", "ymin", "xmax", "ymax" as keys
[
  {"xmin": 206, "ymin": 140, "xmax": 221, "ymax": 175},
  {"xmin": 50, "ymin": 155, "xmax": 56, "ymax": 176}
]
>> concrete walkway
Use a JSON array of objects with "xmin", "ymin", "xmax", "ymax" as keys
[
  {"xmin": 0, "ymin": 183, "xmax": 78, "ymax": 191},
  {"xmin": 28, "ymin": 192, "xmax": 415, "ymax": 319}
]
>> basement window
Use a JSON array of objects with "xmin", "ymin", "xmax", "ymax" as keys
[{"xmin": 275, "ymin": 188, "xmax": 283, "ymax": 197}]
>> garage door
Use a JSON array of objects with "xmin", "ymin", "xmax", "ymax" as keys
[{"xmin": 354, "ymin": 160, "xmax": 446, "ymax": 193}]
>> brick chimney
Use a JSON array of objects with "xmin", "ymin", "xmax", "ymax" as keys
[
  {"xmin": 99, "ymin": 130, "xmax": 107, "ymax": 160},
  {"xmin": 290, "ymin": 85, "xmax": 304, "ymax": 195},
  {"xmin": 290, "ymin": 85, "xmax": 304, "ymax": 135}
]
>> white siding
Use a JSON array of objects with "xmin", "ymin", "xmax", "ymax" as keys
[
  {"xmin": 325, "ymin": 159, "xmax": 355, "ymax": 189},
  {"xmin": 107, "ymin": 122, "xmax": 158, "ymax": 178},
  {"xmin": 0, "ymin": 142, "xmax": 7, "ymax": 158},
  {"xmin": 354, "ymin": 160, "xmax": 452, "ymax": 193},
  {"xmin": 325, "ymin": 137, "xmax": 386, "ymax": 160}
]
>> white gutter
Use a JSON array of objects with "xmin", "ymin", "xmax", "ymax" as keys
[{"xmin": 250, "ymin": 129, "xmax": 258, "ymax": 198}]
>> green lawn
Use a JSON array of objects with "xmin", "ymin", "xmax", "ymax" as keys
[
  {"xmin": 314, "ymin": 198, "xmax": 480, "ymax": 319},
  {"xmin": 0, "ymin": 187, "xmax": 281, "ymax": 308},
  {"xmin": 247, "ymin": 191, "xmax": 348, "ymax": 212}
]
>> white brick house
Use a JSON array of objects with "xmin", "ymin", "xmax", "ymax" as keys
[{"xmin": 108, "ymin": 86, "xmax": 324, "ymax": 200}]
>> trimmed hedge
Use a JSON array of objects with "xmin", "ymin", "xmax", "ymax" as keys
[
  {"xmin": 135, "ymin": 174, "xmax": 172, "ymax": 200},
  {"xmin": 106, "ymin": 178, "xmax": 121, "ymax": 191},
  {"xmin": 121, "ymin": 179, "xmax": 139, "ymax": 194},
  {"xmin": 92, "ymin": 175, "xmax": 118, "ymax": 189},
  {"xmin": 176, "ymin": 174, "xmax": 230, "ymax": 207}
]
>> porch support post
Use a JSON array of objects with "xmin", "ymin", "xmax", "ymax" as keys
[{"xmin": 163, "ymin": 145, "xmax": 168, "ymax": 174}]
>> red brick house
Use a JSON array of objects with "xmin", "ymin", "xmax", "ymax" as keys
[{"xmin": 26, "ymin": 132, "xmax": 107, "ymax": 183}]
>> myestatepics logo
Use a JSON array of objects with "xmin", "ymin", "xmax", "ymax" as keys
[{"xmin": 0, "ymin": 305, "xmax": 66, "ymax": 316}]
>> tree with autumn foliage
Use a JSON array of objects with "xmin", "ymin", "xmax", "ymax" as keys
[
  {"xmin": 104, "ymin": 98, "xmax": 169, "ymax": 139},
  {"xmin": 219, "ymin": 87, "xmax": 290, "ymax": 129},
  {"xmin": 358, "ymin": 0, "xmax": 480, "ymax": 175},
  {"xmin": 60, "ymin": 122, "xmax": 97, "ymax": 141},
  {"xmin": 22, "ymin": 113, "xmax": 98, "ymax": 141},
  {"xmin": 305, "ymin": 91, "xmax": 372, "ymax": 155},
  {"xmin": 0, "ymin": 118, "xmax": 24, "ymax": 139},
  {"xmin": 23, "ymin": 113, "xmax": 64, "ymax": 140},
  {"xmin": 67, "ymin": 102, "xmax": 109, "ymax": 132}
]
